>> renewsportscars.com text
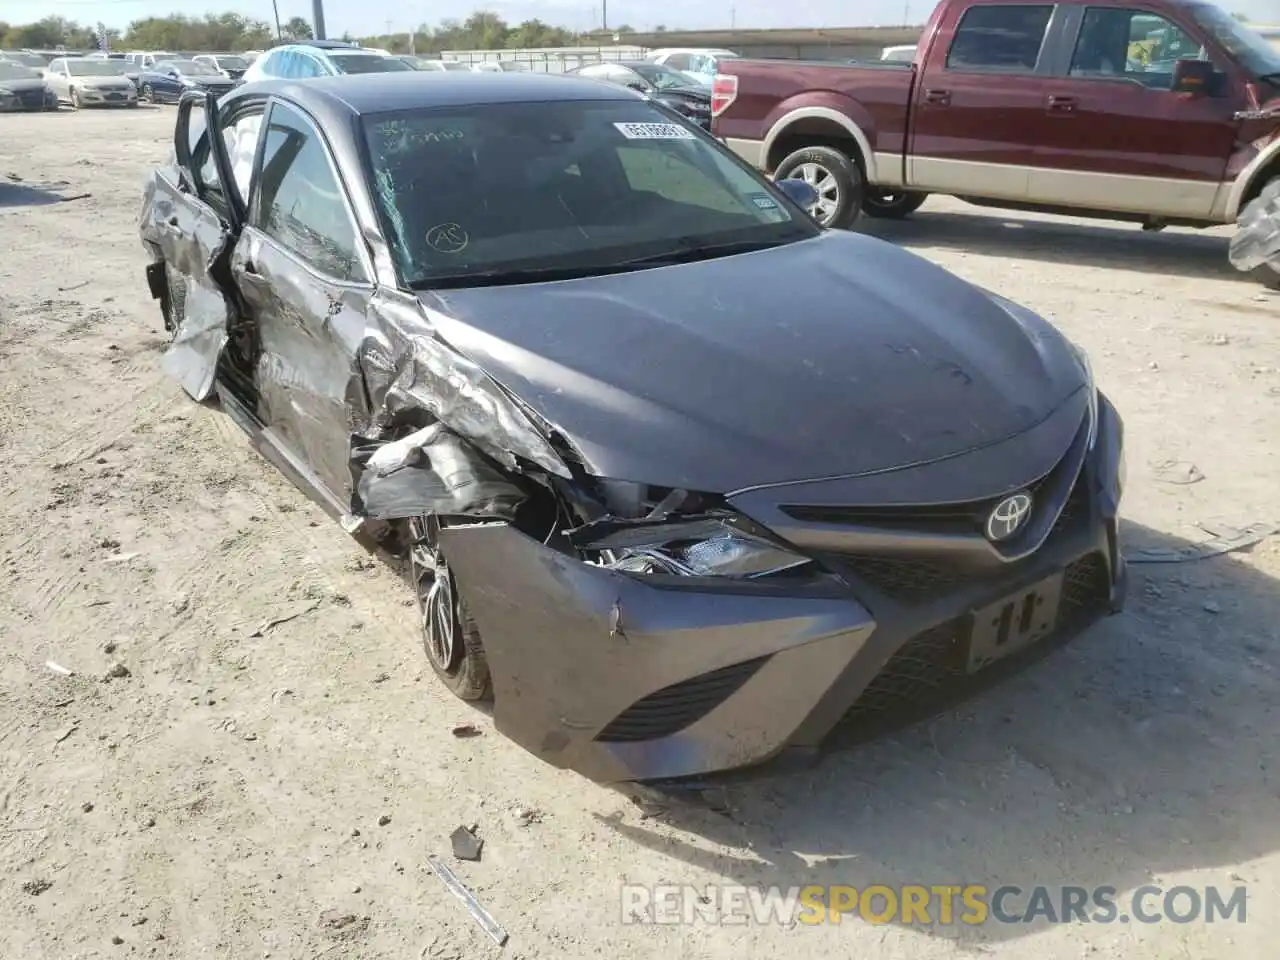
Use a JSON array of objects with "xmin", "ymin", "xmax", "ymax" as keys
[{"xmin": 620, "ymin": 883, "xmax": 1247, "ymax": 927}]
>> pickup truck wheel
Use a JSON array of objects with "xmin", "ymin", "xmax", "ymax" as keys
[
  {"xmin": 862, "ymin": 190, "xmax": 928, "ymax": 219},
  {"xmin": 774, "ymin": 146, "xmax": 863, "ymax": 229}
]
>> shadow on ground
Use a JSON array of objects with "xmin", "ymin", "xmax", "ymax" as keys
[
  {"xmin": 859, "ymin": 206, "xmax": 1245, "ymax": 283},
  {"xmin": 599, "ymin": 518, "xmax": 1279, "ymax": 944},
  {"xmin": 0, "ymin": 180, "xmax": 84, "ymax": 208}
]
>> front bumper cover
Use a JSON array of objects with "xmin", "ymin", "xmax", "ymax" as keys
[{"xmin": 441, "ymin": 397, "xmax": 1127, "ymax": 786}]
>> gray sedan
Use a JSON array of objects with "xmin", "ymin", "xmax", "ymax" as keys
[{"xmin": 0, "ymin": 60, "xmax": 57, "ymax": 111}]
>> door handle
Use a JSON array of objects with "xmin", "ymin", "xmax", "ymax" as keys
[
  {"xmin": 924, "ymin": 88, "xmax": 951, "ymax": 106},
  {"xmin": 1047, "ymin": 95, "xmax": 1078, "ymax": 112}
]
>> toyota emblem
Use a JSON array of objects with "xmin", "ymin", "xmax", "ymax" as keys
[{"xmin": 985, "ymin": 492, "xmax": 1033, "ymax": 542}]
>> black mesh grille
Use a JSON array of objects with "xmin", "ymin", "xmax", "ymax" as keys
[
  {"xmin": 595, "ymin": 656, "xmax": 770, "ymax": 743},
  {"xmin": 831, "ymin": 552, "xmax": 1111, "ymax": 737}
]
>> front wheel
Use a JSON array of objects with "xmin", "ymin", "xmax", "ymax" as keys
[
  {"xmin": 862, "ymin": 189, "xmax": 929, "ymax": 219},
  {"xmin": 408, "ymin": 515, "xmax": 492, "ymax": 701},
  {"xmin": 69, "ymin": 87, "xmax": 81, "ymax": 110},
  {"xmin": 140, "ymin": 83, "xmax": 154, "ymax": 103},
  {"xmin": 773, "ymin": 146, "xmax": 864, "ymax": 229}
]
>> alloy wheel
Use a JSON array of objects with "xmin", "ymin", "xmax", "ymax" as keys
[
  {"xmin": 140, "ymin": 84, "xmax": 153, "ymax": 103},
  {"xmin": 408, "ymin": 516, "xmax": 460, "ymax": 673},
  {"xmin": 795, "ymin": 162, "xmax": 841, "ymax": 224}
]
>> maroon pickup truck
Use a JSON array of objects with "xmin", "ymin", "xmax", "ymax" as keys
[{"xmin": 711, "ymin": 0, "xmax": 1280, "ymax": 286}]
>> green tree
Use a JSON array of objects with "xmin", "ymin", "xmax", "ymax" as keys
[{"xmin": 282, "ymin": 16, "xmax": 313, "ymax": 41}]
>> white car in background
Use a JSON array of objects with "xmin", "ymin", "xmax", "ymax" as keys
[
  {"xmin": 644, "ymin": 47, "xmax": 738, "ymax": 86},
  {"xmin": 240, "ymin": 41, "xmax": 414, "ymax": 82}
]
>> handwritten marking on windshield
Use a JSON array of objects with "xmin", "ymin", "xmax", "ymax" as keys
[{"xmin": 426, "ymin": 223, "xmax": 469, "ymax": 254}]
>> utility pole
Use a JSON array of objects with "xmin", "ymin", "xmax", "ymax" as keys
[
  {"xmin": 602, "ymin": 0, "xmax": 607, "ymax": 31},
  {"xmin": 271, "ymin": 0, "xmax": 282, "ymax": 40},
  {"xmin": 385, "ymin": 18, "xmax": 393, "ymax": 38},
  {"xmin": 730, "ymin": 5, "xmax": 736, "ymax": 28},
  {"xmin": 312, "ymin": 0, "xmax": 326, "ymax": 40}
]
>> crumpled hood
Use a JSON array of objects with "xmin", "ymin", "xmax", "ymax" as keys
[{"xmin": 425, "ymin": 231, "xmax": 1086, "ymax": 493}]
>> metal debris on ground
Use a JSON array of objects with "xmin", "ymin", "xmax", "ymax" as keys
[
  {"xmin": 1124, "ymin": 521, "xmax": 1279, "ymax": 564},
  {"xmin": 426, "ymin": 855, "xmax": 509, "ymax": 947},
  {"xmin": 54, "ymin": 725, "xmax": 78, "ymax": 744},
  {"xmin": 1150, "ymin": 460, "xmax": 1204, "ymax": 485},
  {"xmin": 45, "ymin": 660, "xmax": 73, "ymax": 676},
  {"xmin": 248, "ymin": 601, "xmax": 321, "ymax": 638},
  {"xmin": 450, "ymin": 825, "xmax": 483, "ymax": 861}
]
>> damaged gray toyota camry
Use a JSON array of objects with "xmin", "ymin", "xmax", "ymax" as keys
[{"xmin": 139, "ymin": 72, "xmax": 1126, "ymax": 790}]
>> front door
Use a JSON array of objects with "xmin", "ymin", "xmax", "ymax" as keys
[
  {"xmin": 1026, "ymin": 5, "xmax": 1243, "ymax": 219},
  {"xmin": 228, "ymin": 98, "xmax": 376, "ymax": 506},
  {"xmin": 907, "ymin": 2, "xmax": 1065, "ymax": 200},
  {"xmin": 142, "ymin": 90, "xmax": 246, "ymax": 401}
]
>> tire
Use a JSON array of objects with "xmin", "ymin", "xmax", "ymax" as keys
[
  {"xmin": 140, "ymin": 83, "xmax": 153, "ymax": 103},
  {"xmin": 773, "ymin": 145, "xmax": 864, "ymax": 229},
  {"xmin": 408, "ymin": 516, "xmax": 492, "ymax": 701},
  {"xmin": 862, "ymin": 189, "xmax": 929, "ymax": 219},
  {"xmin": 69, "ymin": 87, "xmax": 81, "ymax": 110}
]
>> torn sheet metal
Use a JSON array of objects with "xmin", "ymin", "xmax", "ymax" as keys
[
  {"xmin": 353, "ymin": 423, "xmax": 525, "ymax": 520},
  {"xmin": 139, "ymin": 171, "xmax": 237, "ymax": 401},
  {"xmin": 1230, "ymin": 178, "xmax": 1280, "ymax": 272},
  {"xmin": 1124, "ymin": 521, "xmax": 1277, "ymax": 564},
  {"xmin": 361, "ymin": 294, "xmax": 571, "ymax": 480}
]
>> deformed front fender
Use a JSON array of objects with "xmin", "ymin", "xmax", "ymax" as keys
[{"xmin": 438, "ymin": 522, "xmax": 876, "ymax": 784}]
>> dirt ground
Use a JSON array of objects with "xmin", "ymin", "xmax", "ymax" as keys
[{"xmin": 1, "ymin": 106, "xmax": 1278, "ymax": 960}]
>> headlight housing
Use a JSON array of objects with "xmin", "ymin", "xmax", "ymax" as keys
[{"xmin": 591, "ymin": 517, "xmax": 813, "ymax": 579}]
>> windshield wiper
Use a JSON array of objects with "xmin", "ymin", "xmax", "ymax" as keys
[
  {"xmin": 410, "ymin": 263, "xmax": 641, "ymax": 289},
  {"xmin": 615, "ymin": 236, "xmax": 800, "ymax": 268}
]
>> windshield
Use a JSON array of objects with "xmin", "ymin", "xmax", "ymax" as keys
[
  {"xmin": 171, "ymin": 59, "xmax": 219, "ymax": 75},
  {"xmin": 215, "ymin": 55, "xmax": 249, "ymax": 70},
  {"xmin": 330, "ymin": 53, "xmax": 413, "ymax": 74},
  {"xmin": 363, "ymin": 99, "xmax": 816, "ymax": 288},
  {"xmin": 0, "ymin": 62, "xmax": 39, "ymax": 80},
  {"xmin": 67, "ymin": 60, "xmax": 128, "ymax": 77},
  {"xmin": 628, "ymin": 62, "xmax": 698, "ymax": 90},
  {"xmin": 1187, "ymin": 4, "xmax": 1280, "ymax": 77}
]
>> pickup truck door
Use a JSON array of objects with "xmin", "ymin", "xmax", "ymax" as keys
[
  {"xmin": 1026, "ymin": 5, "xmax": 1242, "ymax": 219},
  {"xmin": 908, "ymin": 2, "xmax": 1069, "ymax": 200}
]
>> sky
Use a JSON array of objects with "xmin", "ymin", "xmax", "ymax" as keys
[{"xmin": 11, "ymin": 0, "xmax": 1280, "ymax": 38}]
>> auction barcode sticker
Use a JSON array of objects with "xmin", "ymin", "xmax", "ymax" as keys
[{"xmin": 613, "ymin": 122, "xmax": 697, "ymax": 140}]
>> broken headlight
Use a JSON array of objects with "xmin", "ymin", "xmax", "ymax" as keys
[{"xmin": 599, "ymin": 519, "xmax": 813, "ymax": 579}]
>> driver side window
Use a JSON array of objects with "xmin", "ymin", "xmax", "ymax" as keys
[
  {"xmin": 1069, "ymin": 8, "xmax": 1217, "ymax": 90},
  {"xmin": 194, "ymin": 107, "xmax": 265, "ymax": 219},
  {"xmin": 252, "ymin": 102, "xmax": 367, "ymax": 282}
]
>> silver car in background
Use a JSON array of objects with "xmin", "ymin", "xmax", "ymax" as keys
[{"xmin": 45, "ymin": 58, "xmax": 138, "ymax": 109}]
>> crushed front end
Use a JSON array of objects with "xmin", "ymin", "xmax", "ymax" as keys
[{"xmin": 439, "ymin": 387, "xmax": 1127, "ymax": 786}]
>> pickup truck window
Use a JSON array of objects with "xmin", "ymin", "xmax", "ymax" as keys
[
  {"xmin": 946, "ymin": 4, "xmax": 1054, "ymax": 73},
  {"xmin": 1069, "ymin": 8, "xmax": 1214, "ymax": 89}
]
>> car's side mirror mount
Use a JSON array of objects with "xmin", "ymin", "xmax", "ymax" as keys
[
  {"xmin": 1171, "ymin": 58, "xmax": 1214, "ymax": 95},
  {"xmin": 774, "ymin": 177, "xmax": 819, "ymax": 213},
  {"xmin": 625, "ymin": 80, "xmax": 648, "ymax": 92}
]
